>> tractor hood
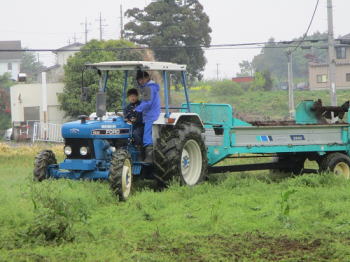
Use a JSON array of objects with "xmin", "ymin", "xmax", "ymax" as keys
[{"xmin": 62, "ymin": 116, "xmax": 131, "ymax": 139}]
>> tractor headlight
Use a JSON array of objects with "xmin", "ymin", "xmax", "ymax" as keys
[
  {"xmin": 80, "ymin": 146, "xmax": 89, "ymax": 156},
  {"xmin": 110, "ymin": 146, "xmax": 116, "ymax": 153},
  {"xmin": 64, "ymin": 146, "xmax": 72, "ymax": 156}
]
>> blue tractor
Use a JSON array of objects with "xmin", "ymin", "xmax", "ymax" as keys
[
  {"xmin": 34, "ymin": 61, "xmax": 350, "ymax": 201},
  {"xmin": 34, "ymin": 61, "xmax": 208, "ymax": 200}
]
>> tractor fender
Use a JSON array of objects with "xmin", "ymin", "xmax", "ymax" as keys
[
  {"xmin": 153, "ymin": 112, "xmax": 204, "ymax": 129},
  {"xmin": 152, "ymin": 113, "xmax": 205, "ymax": 142}
]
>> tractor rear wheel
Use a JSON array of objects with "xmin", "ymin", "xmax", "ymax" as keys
[
  {"xmin": 319, "ymin": 152, "xmax": 350, "ymax": 179},
  {"xmin": 154, "ymin": 123, "xmax": 208, "ymax": 186},
  {"xmin": 33, "ymin": 150, "xmax": 57, "ymax": 181},
  {"xmin": 109, "ymin": 149, "xmax": 133, "ymax": 201}
]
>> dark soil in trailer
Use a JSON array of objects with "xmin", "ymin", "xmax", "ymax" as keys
[{"xmin": 249, "ymin": 120, "xmax": 348, "ymax": 127}]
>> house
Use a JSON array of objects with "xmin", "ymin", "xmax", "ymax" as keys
[
  {"xmin": 0, "ymin": 41, "xmax": 21, "ymax": 80},
  {"xmin": 10, "ymin": 82, "xmax": 68, "ymax": 141},
  {"xmin": 10, "ymin": 82, "xmax": 67, "ymax": 125},
  {"xmin": 45, "ymin": 42, "xmax": 84, "ymax": 83},
  {"xmin": 309, "ymin": 34, "xmax": 350, "ymax": 90}
]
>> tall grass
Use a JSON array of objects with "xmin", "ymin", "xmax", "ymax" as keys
[{"xmin": 1, "ymin": 144, "xmax": 350, "ymax": 261}]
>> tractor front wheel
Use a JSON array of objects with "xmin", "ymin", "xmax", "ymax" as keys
[
  {"xmin": 319, "ymin": 152, "xmax": 350, "ymax": 179},
  {"xmin": 33, "ymin": 150, "xmax": 57, "ymax": 181},
  {"xmin": 109, "ymin": 149, "xmax": 133, "ymax": 201}
]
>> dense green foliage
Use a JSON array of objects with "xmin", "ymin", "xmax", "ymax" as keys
[
  {"xmin": 0, "ymin": 73, "xmax": 13, "ymax": 130},
  {"xmin": 1, "ymin": 148, "xmax": 350, "ymax": 261},
  {"xmin": 125, "ymin": 0, "xmax": 211, "ymax": 80},
  {"xmin": 21, "ymin": 52, "xmax": 45, "ymax": 82},
  {"xmin": 58, "ymin": 40, "xmax": 142, "ymax": 118}
]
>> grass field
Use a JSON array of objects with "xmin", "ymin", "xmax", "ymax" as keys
[{"xmin": 1, "ymin": 143, "xmax": 350, "ymax": 261}]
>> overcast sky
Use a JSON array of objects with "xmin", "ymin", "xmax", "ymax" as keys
[{"xmin": 0, "ymin": 0, "xmax": 349, "ymax": 79}]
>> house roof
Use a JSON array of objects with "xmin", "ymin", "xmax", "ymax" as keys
[
  {"xmin": 0, "ymin": 41, "xmax": 22, "ymax": 60},
  {"xmin": 53, "ymin": 42, "xmax": 84, "ymax": 53},
  {"xmin": 339, "ymin": 33, "xmax": 350, "ymax": 45},
  {"xmin": 341, "ymin": 33, "xmax": 350, "ymax": 40},
  {"xmin": 44, "ymin": 64, "xmax": 60, "ymax": 72}
]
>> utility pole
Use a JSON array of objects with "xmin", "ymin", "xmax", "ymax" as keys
[
  {"xmin": 120, "ymin": 4, "xmax": 124, "ymax": 39},
  {"xmin": 216, "ymin": 63, "xmax": 220, "ymax": 80},
  {"xmin": 73, "ymin": 33, "xmax": 77, "ymax": 43},
  {"xmin": 327, "ymin": 0, "xmax": 337, "ymax": 106},
  {"xmin": 81, "ymin": 17, "xmax": 90, "ymax": 44},
  {"xmin": 97, "ymin": 12, "xmax": 107, "ymax": 41},
  {"xmin": 287, "ymin": 50, "xmax": 295, "ymax": 118}
]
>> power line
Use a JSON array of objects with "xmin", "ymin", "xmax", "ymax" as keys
[
  {"xmin": 0, "ymin": 38, "xmax": 330, "ymax": 53},
  {"xmin": 287, "ymin": 0, "xmax": 320, "ymax": 118},
  {"xmin": 290, "ymin": 0, "xmax": 320, "ymax": 53}
]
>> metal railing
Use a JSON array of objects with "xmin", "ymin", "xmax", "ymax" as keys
[{"xmin": 32, "ymin": 122, "xmax": 63, "ymax": 143}]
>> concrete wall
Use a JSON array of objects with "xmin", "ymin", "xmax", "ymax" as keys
[
  {"xmin": 0, "ymin": 60, "xmax": 20, "ymax": 80},
  {"xmin": 10, "ymin": 83, "xmax": 67, "ymax": 124}
]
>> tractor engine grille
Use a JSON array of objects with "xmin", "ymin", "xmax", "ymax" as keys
[{"xmin": 64, "ymin": 138, "xmax": 95, "ymax": 159}]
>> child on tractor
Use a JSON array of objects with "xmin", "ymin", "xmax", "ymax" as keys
[{"xmin": 124, "ymin": 88, "xmax": 144, "ymax": 146}]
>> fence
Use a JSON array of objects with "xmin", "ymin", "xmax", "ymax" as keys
[{"xmin": 32, "ymin": 122, "xmax": 63, "ymax": 143}]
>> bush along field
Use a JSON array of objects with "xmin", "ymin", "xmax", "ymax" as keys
[{"xmin": 1, "ymin": 143, "xmax": 350, "ymax": 261}]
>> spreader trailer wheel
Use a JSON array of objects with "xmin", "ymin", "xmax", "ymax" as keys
[
  {"xmin": 33, "ymin": 150, "xmax": 57, "ymax": 181},
  {"xmin": 319, "ymin": 152, "xmax": 350, "ymax": 179},
  {"xmin": 109, "ymin": 149, "xmax": 133, "ymax": 201}
]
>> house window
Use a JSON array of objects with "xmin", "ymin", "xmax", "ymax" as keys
[
  {"xmin": 7, "ymin": 63, "xmax": 12, "ymax": 71},
  {"xmin": 317, "ymin": 74, "xmax": 328, "ymax": 83},
  {"xmin": 336, "ymin": 47, "xmax": 346, "ymax": 59},
  {"xmin": 346, "ymin": 73, "xmax": 350, "ymax": 82}
]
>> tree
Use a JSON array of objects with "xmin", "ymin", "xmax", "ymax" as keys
[
  {"xmin": 21, "ymin": 52, "xmax": 45, "ymax": 82},
  {"xmin": 58, "ymin": 40, "xmax": 143, "ymax": 118},
  {"xmin": 124, "ymin": 0, "xmax": 212, "ymax": 80},
  {"xmin": 248, "ymin": 32, "xmax": 328, "ymax": 81},
  {"xmin": 238, "ymin": 60, "xmax": 254, "ymax": 77},
  {"xmin": 0, "ymin": 73, "xmax": 13, "ymax": 130},
  {"xmin": 262, "ymin": 70, "xmax": 273, "ymax": 91},
  {"xmin": 251, "ymin": 72, "xmax": 266, "ymax": 90}
]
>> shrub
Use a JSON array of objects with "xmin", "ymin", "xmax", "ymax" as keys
[
  {"xmin": 22, "ymin": 181, "xmax": 91, "ymax": 244},
  {"xmin": 210, "ymin": 80, "xmax": 244, "ymax": 96}
]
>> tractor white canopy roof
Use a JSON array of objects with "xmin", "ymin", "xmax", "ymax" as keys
[{"xmin": 85, "ymin": 61, "xmax": 187, "ymax": 71}]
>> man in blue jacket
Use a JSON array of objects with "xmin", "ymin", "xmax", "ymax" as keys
[{"xmin": 135, "ymin": 70, "xmax": 161, "ymax": 163}]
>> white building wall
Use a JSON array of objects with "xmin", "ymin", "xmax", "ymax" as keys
[
  {"xmin": 10, "ymin": 83, "xmax": 66, "ymax": 124},
  {"xmin": 0, "ymin": 60, "xmax": 20, "ymax": 80}
]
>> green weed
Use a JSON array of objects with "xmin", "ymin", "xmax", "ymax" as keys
[{"xmin": 1, "ymin": 153, "xmax": 350, "ymax": 261}]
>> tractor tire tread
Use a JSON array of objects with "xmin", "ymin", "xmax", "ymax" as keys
[
  {"xmin": 109, "ymin": 149, "xmax": 131, "ymax": 201},
  {"xmin": 33, "ymin": 150, "xmax": 57, "ymax": 182}
]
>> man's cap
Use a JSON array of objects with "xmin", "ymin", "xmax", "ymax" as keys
[
  {"xmin": 136, "ymin": 70, "xmax": 149, "ymax": 80},
  {"xmin": 127, "ymin": 88, "xmax": 139, "ymax": 97}
]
